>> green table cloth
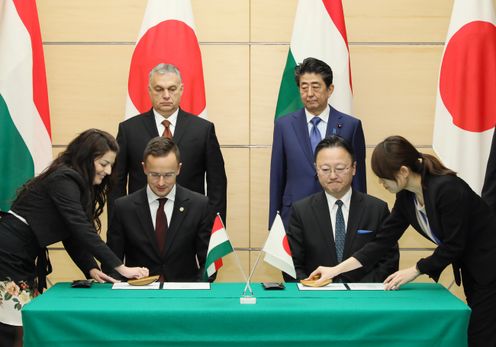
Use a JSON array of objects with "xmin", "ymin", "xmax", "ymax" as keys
[{"xmin": 22, "ymin": 282, "xmax": 470, "ymax": 347}]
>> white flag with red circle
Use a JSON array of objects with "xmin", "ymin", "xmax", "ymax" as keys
[
  {"xmin": 263, "ymin": 214, "xmax": 296, "ymax": 279},
  {"xmin": 433, "ymin": 0, "xmax": 496, "ymax": 194},
  {"xmin": 125, "ymin": 0, "xmax": 207, "ymax": 119}
]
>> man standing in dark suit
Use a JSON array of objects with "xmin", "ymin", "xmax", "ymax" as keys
[
  {"xmin": 270, "ymin": 57, "xmax": 366, "ymax": 228},
  {"xmin": 106, "ymin": 137, "xmax": 212, "ymax": 282},
  {"xmin": 110, "ymin": 63, "xmax": 227, "ymax": 222},
  {"xmin": 287, "ymin": 136, "xmax": 398, "ymax": 282}
]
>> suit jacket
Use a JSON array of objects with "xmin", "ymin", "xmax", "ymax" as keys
[
  {"xmin": 106, "ymin": 184, "xmax": 212, "ymax": 282},
  {"xmin": 287, "ymin": 190, "xmax": 399, "ymax": 282},
  {"xmin": 109, "ymin": 108, "xmax": 227, "ymax": 222},
  {"xmin": 354, "ymin": 174, "xmax": 496, "ymax": 287},
  {"xmin": 269, "ymin": 106, "xmax": 366, "ymax": 227},
  {"xmin": 482, "ymin": 129, "xmax": 496, "ymax": 214},
  {"xmin": 11, "ymin": 167, "xmax": 122, "ymax": 275}
]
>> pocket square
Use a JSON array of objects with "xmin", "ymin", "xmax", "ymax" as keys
[{"xmin": 357, "ymin": 229, "xmax": 373, "ymax": 234}]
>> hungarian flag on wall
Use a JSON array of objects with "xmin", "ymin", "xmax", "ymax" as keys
[
  {"xmin": 275, "ymin": 0, "xmax": 353, "ymax": 119},
  {"xmin": 433, "ymin": 0, "xmax": 496, "ymax": 194},
  {"xmin": 0, "ymin": 0, "xmax": 52, "ymax": 211},
  {"xmin": 125, "ymin": 0, "xmax": 207, "ymax": 119}
]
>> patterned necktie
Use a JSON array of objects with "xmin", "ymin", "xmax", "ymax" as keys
[
  {"xmin": 155, "ymin": 198, "xmax": 168, "ymax": 253},
  {"xmin": 162, "ymin": 119, "xmax": 172, "ymax": 139},
  {"xmin": 335, "ymin": 200, "xmax": 346, "ymax": 262},
  {"xmin": 309, "ymin": 117, "xmax": 322, "ymax": 153}
]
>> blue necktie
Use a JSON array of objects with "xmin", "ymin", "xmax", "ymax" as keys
[
  {"xmin": 309, "ymin": 117, "xmax": 322, "ymax": 153},
  {"xmin": 335, "ymin": 200, "xmax": 346, "ymax": 262}
]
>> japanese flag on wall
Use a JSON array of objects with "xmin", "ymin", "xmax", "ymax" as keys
[
  {"xmin": 432, "ymin": 0, "xmax": 496, "ymax": 194},
  {"xmin": 125, "ymin": 0, "xmax": 207, "ymax": 119}
]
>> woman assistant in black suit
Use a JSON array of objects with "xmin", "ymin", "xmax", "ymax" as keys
[
  {"xmin": 0, "ymin": 129, "xmax": 148, "ymax": 347},
  {"xmin": 309, "ymin": 135, "xmax": 496, "ymax": 347}
]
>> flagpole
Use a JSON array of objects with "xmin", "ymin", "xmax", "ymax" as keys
[
  {"xmin": 217, "ymin": 214, "xmax": 253, "ymax": 295},
  {"xmin": 242, "ymin": 249, "xmax": 264, "ymax": 295}
]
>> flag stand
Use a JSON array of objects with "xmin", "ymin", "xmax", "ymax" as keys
[
  {"xmin": 234, "ymin": 249, "xmax": 256, "ymax": 304},
  {"xmin": 240, "ymin": 250, "xmax": 264, "ymax": 304}
]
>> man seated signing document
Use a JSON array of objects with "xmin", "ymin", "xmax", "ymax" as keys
[
  {"xmin": 106, "ymin": 137, "xmax": 212, "ymax": 282},
  {"xmin": 287, "ymin": 136, "xmax": 399, "ymax": 282}
]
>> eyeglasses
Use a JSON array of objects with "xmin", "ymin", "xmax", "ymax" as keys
[
  {"xmin": 316, "ymin": 166, "xmax": 352, "ymax": 177},
  {"xmin": 147, "ymin": 172, "xmax": 177, "ymax": 180}
]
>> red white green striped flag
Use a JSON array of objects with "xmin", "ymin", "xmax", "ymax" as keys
[
  {"xmin": 275, "ymin": 0, "xmax": 352, "ymax": 120},
  {"xmin": 125, "ymin": 0, "xmax": 207, "ymax": 119},
  {"xmin": 0, "ymin": 0, "xmax": 52, "ymax": 211},
  {"xmin": 433, "ymin": 0, "xmax": 496, "ymax": 194},
  {"xmin": 204, "ymin": 215, "xmax": 233, "ymax": 279}
]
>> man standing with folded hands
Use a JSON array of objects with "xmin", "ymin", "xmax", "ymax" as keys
[{"xmin": 287, "ymin": 136, "xmax": 399, "ymax": 282}]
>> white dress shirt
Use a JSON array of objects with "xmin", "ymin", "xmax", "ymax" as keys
[
  {"xmin": 147, "ymin": 184, "xmax": 176, "ymax": 228},
  {"xmin": 324, "ymin": 188, "xmax": 352, "ymax": 240}
]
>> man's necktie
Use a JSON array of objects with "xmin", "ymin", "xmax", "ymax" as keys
[
  {"xmin": 335, "ymin": 200, "xmax": 346, "ymax": 262},
  {"xmin": 162, "ymin": 119, "xmax": 172, "ymax": 139},
  {"xmin": 310, "ymin": 117, "xmax": 322, "ymax": 153},
  {"xmin": 155, "ymin": 198, "xmax": 168, "ymax": 253}
]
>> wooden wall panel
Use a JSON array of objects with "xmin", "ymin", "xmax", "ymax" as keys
[
  {"xmin": 202, "ymin": 45, "xmax": 250, "ymax": 145},
  {"xmin": 352, "ymin": 45, "xmax": 443, "ymax": 145},
  {"xmin": 343, "ymin": 0, "xmax": 452, "ymax": 42},
  {"xmin": 192, "ymin": 0, "xmax": 250, "ymax": 42},
  {"xmin": 38, "ymin": 0, "xmax": 144, "ymax": 42},
  {"xmin": 44, "ymin": 45, "xmax": 133, "ymax": 144},
  {"xmin": 250, "ymin": 148, "xmax": 271, "ymax": 247},
  {"xmin": 250, "ymin": 44, "xmax": 288, "ymax": 145},
  {"xmin": 223, "ymin": 148, "xmax": 250, "ymax": 248},
  {"xmin": 251, "ymin": 0, "xmax": 297, "ymax": 42}
]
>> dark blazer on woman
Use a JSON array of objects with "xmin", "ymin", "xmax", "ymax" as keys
[
  {"xmin": 11, "ymin": 167, "xmax": 122, "ymax": 275},
  {"xmin": 354, "ymin": 174, "xmax": 496, "ymax": 287}
]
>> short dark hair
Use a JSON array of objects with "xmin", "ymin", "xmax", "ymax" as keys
[
  {"xmin": 143, "ymin": 136, "xmax": 181, "ymax": 163},
  {"xmin": 295, "ymin": 57, "xmax": 333, "ymax": 88},
  {"xmin": 314, "ymin": 136, "xmax": 355, "ymax": 162}
]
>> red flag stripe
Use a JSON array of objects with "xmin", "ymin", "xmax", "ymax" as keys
[
  {"xmin": 12, "ymin": 0, "xmax": 51, "ymax": 139},
  {"xmin": 322, "ymin": 0, "xmax": 353, "ymax": 91}
]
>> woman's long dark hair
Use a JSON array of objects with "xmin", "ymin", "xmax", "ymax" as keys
[
  {"xmin": 371, "ymin": 135, "xmax": 456, "ymax": 182},
  {"xmin": 15, "ymin": 129, "xmax": 119, "ymax": 231}
]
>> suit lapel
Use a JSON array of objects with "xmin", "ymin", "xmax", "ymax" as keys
[
  {"xmin": 133, "ymin": 189, "xmax": 162, "ymax": 258},
  {"xmin": 172, "ymin": 109, "xmax": 189, "ymax": 145},
  {"xmin": 291, "ymin": 109, "xmax": 315, "ymax": 167},
  {"xmin": 163, "ymin": 185, "xmax": 189, "ymax": 256},
  {"xmin": 311, "ymin": 192, "xmax": 337, "ymax": 261},
  {"xmin": 143, "ymin": 109, "xmax": 160, "ymax": 138},
  {"xmin": 344, "ymin": 191, "xmax": 364, "ymax": 258},
  {"xmin": 325, "ymin": 105, "xmax": 344, "ymax": 137}
]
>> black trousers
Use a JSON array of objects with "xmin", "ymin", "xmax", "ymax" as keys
[{"xmin": 464, "ymin": 272, "xmax": 496, "ymax": 347}]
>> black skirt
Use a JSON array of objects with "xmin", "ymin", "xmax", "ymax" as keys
[{"xmin": 0, "ymin": 214, "xmax": 40, "ymax": 288}]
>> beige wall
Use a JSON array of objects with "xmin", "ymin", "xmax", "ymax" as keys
[{"xmin": 38, "ymin": 0, "xmax": 482, "ymax": 300}]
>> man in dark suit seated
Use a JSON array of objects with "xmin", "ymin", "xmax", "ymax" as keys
[
  {"xmin": 106, "ymin": 137, "xmax": 212, "ymax": 282},
  {"xmin": 287, "ymin": 136, "xmax": 399, "ymax": 282},
  {"xmin": 109, "ymin": 63, "xmax": 227, "ymax": 223}
]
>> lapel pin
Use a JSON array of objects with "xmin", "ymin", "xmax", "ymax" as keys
[{"xmin": 179, "ymin": 207, "xmax": 184, "ymax": 212}]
